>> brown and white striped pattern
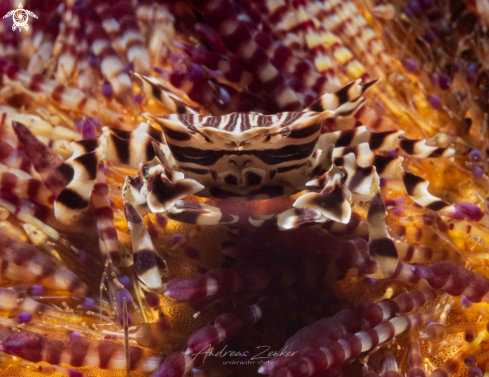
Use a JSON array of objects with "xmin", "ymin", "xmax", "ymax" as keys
[
  {"xmin": 152, "ymin": 295, "xmax": 281, "ymax": 377},
  {"xmin": 145, "ymin": 79, "xmax": 370, "ymax": 200},
  {"xmin": 0, "ymin": 287, "xmax": 57, "ymax": 315},
  {"xmin": 124, "ymin": 202, "xmax": 168, "ymax": 291},
  {"xmin": 83, "ymin": 8, "xmax": 133, "ymax": 106},
  {"xmin": 0, "ymin": 229, "xmax": 87, "ymax": 296},
  {"xmin": 1, "ymin": 331, "xmax": 165, "ymax": 372},
  {"xmin": 92, "ymin": 163, "xmax": 121, "ymax": 266},
  {"xmin": 0, "ymin": 172, "xmax": 54, "ymax": 206},
  {"xmin": 12, "ymin": 122, "xmax": 74, "ymax": 197},
  {"xmin": 411, "ymin": 261, "xmax": 489, "ymax": 303},
  {"xmin": 331, "ymin": 153, "xmax": 379, "ymax": 199},
  {"xmin": 56, "ymin": 13, "xmax": 81, "ymax": 83},
  {"xmin": 367, "ymin": 193, "xmax": 399, "ymax": 278},
  {"xmin": 55, "ymin": 123, "xmax": 161, "ymax": 224},
  {"xmin": 268, "ymin": 307, "xmax": 439, "ymax": 377},
  {"xmin": 189, "ymin": 0, "xmax": 303, "ymax": 111},
  {"xmin": 136, "ymin": 73, "xmax": 200, "ymax": 115},
  {"xmin": 258, "ymin": 309, "xmax": 361, "ymax": 375},
  {"xmin": 358, "ymin": 287, "xmax": 436, "ymax": 329},
  {"xmin": 318, "ymin": 126, "xmax": 403, "ymax": 151},
  {"xmin": 110, "ymin": 1, "xmax": 150, "ymax": 75},
  {"xmin": 53, "ymin": 78, "xmax": 373, "ymax": 229},
  {"xmin": 332, "ymin": 142, "xmax": 454, "ymax": 213},
  {"xmin": 407, "ymin": 331, "xmax": 426, "ymax": 377},
  {"xmin": 396, "ymin": 240, "xmax": 463, "ymax": 264},
  {"xmin": 0, "ymin": 60, "xmax": 123, "ymax": 125}
]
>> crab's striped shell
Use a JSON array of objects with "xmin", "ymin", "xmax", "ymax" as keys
[{"xmin": 147, "ymin": 110, "xmax": 332, "ymax": 199}]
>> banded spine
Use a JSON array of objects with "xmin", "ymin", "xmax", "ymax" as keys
[
  {"xmin": 0, "ymin": 229, "xmax": 87, "ymax": 296},
  {"xmin": 0, "ymin": 330, "xmax": 166, "ymax": 372}
]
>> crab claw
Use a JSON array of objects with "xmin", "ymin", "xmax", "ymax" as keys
[
  {"xmin": 146, "ymin": 165, "xmax": 205, "ymax": 213},
  {"xmin": 293, "ymin": 166, "xmax": 352, "ymax": 224},
  {"xmin": 249, "ymin": 166, "xmax": 352, "ymax": 230},
  {"xmin": 249, "ymin": 208, "xmax": 326, "ymax": 230},
  {"xmin": 165, "ymin": 200, "xmax": 238, "ymax": 225}
]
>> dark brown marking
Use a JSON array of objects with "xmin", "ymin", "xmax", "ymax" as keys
[
  {"xmin": 134, "ymin": 249, "xmax": 159, "ymax": 275},
  {"xmin": 45, "ymin": 337, "xmax": 65, "ymax": 365},
  {"xmin": 224, "ymin": 175, "xmax": 238, "ymax": 186},
  {"xmin": 108, "ymin": 128, "xmax": 132, "ymax": 139},
  {"xmin": 246, "ymin": 172, "xmax": 262, "ymax": 186},
  {"xmin": 288, "ymin": 122, "xmax": 321, "ymax": 139},
  {"xmin": 402, "ymin": 172, "xmax": 425, "ymax": 196},
  {"xmin": 145, "ymin": 140, "xmax": 156, "ymax": 162},
  {"xmin": 163, "ymin": 126, "xmax": 191, "ymax": 141},
  {"xmin": 369, "ymin": 130, "xmax": 396, "ymax": 150},
  {"xmin": 56, "ymin": 188, "xmax": 89, "ymax": 210},
  {"xmin": 75, "ymin": 139, "xmax": 99, "ymax": 153},
  {"xmin": 109, "ymin": 133, "xmax": 130, "ymax": 165},
  {"xmin": 349, "ymin": 166, "xmax": 374, "ymax": 191},
  {"xmin": 124, "ymin": 203, "xmax": 143, "ymax": 225},
  {"xmin": 429, "ymin": 148, "xmax": 445, "ymax": 158},
  {"xmin": 181, "ymin": 166, "xmax": 209, "ymax": 175},
  {"xmin": 98, "ymin": 341, "xmax": 118, "ymax": 369},
  {"xmin": 426, "ymin": 201, "xmax": 450, "ymax": 211},
  {"xmin": 335, "ymin": 80, "xmax": 356, "ymax": 105},
  {"xmin": 75, "ymin": 152, "xmax": 98, "ymax": 180},
  {"xmin": 209, "ymin": 185, "xmax": 284, "ymax": 199},
  {"xmin": 335, "ymin": 129, "xmax": 356, "ymax": 147},
  {"xmin": 69, "ymin": 337, "xmax": 91, "ymax": 367},
  {"xmin": 56, "ymin": 163, "xmax": 75, "ymax": 182},
  {"xmin": 370, "ymin": 238, "xmax": 398, "ymax": 259},
  {"xmin": 399, "ymin": 138, "xmax": 416, "ymax": 155},
  {"xmin": 29, "ymin": 74, "xmax": 44, "ymax": 92}
]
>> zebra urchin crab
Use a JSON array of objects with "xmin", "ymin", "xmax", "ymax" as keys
[{"xmin": 9, "ymin": 74, "xmax": 457, "ymax": 292}]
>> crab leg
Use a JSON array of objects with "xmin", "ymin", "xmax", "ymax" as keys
[
  {"xmin": 333, "ymin": 142, "xmax": 455, "ymax": 213},
  {"xmin": 249, "ymin": 163, "xmax": 353, "ymax": 230},
  {"xmin": 367, "ymin": 193, "xmax": 399, "ymax": 277},
  {"xmin": 124, "ymin": 201, "xmax": 168, "ymax": 291},
  {"xmin": 54, "ymin": 125, "xmax": 165, "ymax": 223},
  {"xmin": 55, "ymin": 121, "xmax": 236, "ymax": 226}
]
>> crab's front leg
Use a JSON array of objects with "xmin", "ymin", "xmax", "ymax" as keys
[
  {"xmin": 249, "ymin": 145, "xmax": 353, "ymax": 230},
  {"xmin": 123, "ymin": 148, "xmax": 238, "ymax": 226},
  {"xmin": 124, "ymin": 200, "xmax": 168, "ymax": 292}
]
